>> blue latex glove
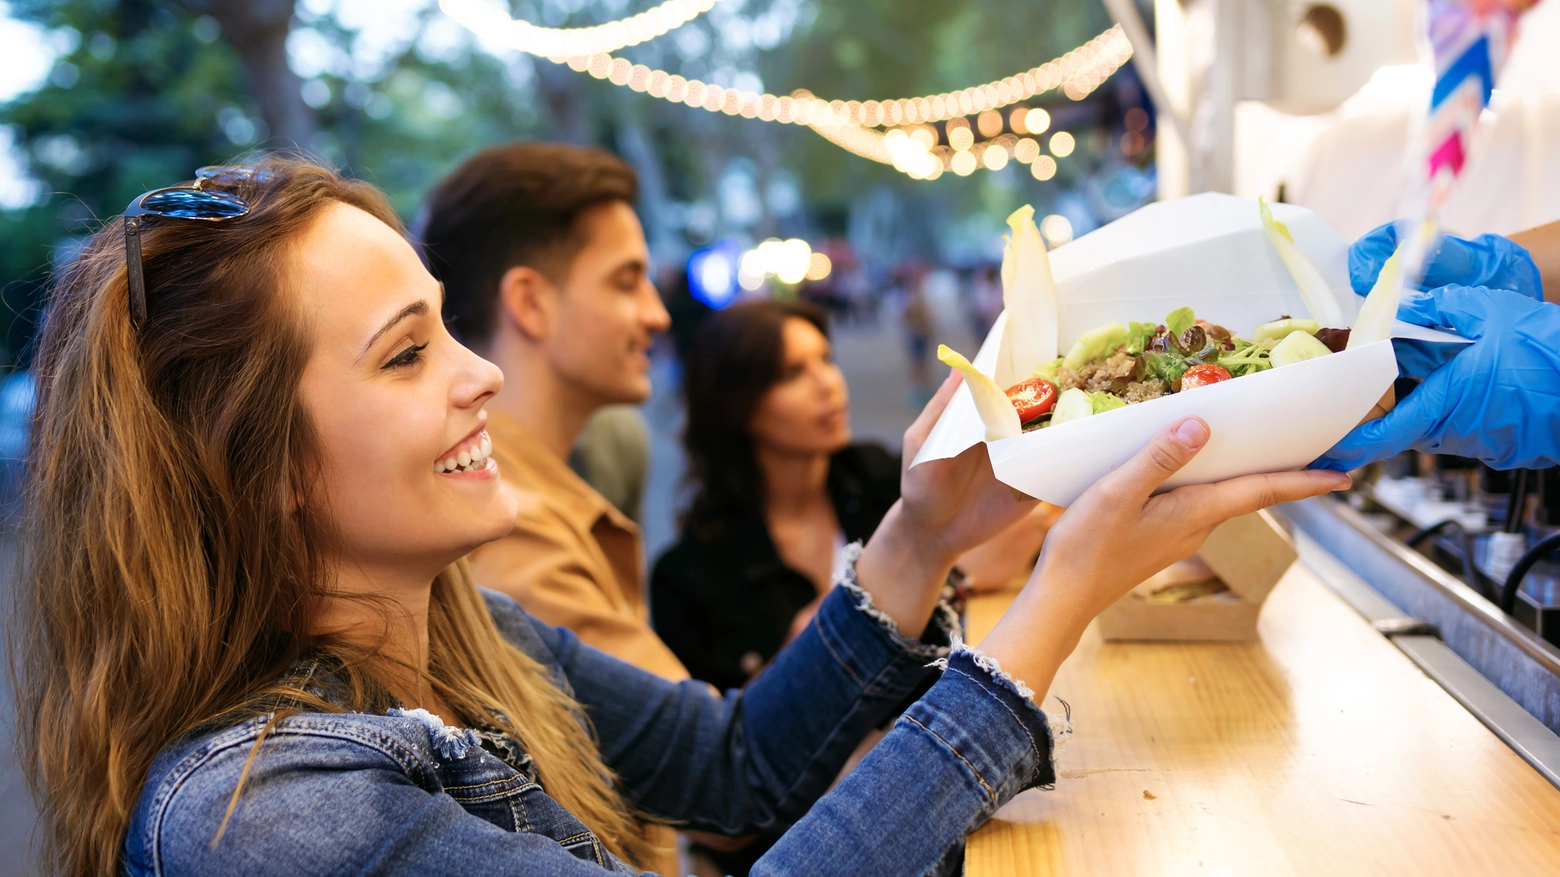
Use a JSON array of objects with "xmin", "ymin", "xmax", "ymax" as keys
[
  {"xmin": 1314, "ymin": 285, "xmax": 1560, "ymax": 471},
  {"xmin": 1350, "ymin": 221, "xmax": 1544, "ymax": 301}
]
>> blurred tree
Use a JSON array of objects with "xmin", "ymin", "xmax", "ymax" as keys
[
  {"xmin": 0, "ymin": 0, "xmax": 1139, "ymax": 364},
  {"xmin": 0, "ymin": 0, "xmax": 546, "ymax": 363},
  {"xmin": 201, "ymin": 0, "xmax": 316, "ymax": 146}
]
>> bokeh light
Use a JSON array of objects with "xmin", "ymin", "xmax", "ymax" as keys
[
  {"xmin": 1049, "ymin": 130, "xmax": 1075, "ymax": 157},
  {"xmin": 951, "ymin": 150, "xmax": 978, "ymax": 176},
  {"xmin": 805, "ymin": 252, "xmax": 833, "ymax": 281},
  {"xmin": 982, "ymin": 145, "xmax": 1009, "ymax": 170},
  {"xmin": 1031, "ymin": 155, "xmax": 1057, "ymax": 180},
  {"xmin": 976, "ymin": 109, "xmax": 1004, "ymax": 138},
  {"xmin": 1024, "ymin": 107, "xmax": 1051, "ymax": 135},
  {"xmin": 738, "ymin": 237, "xmax": 819, "ymax": 288},
  {"xmin": 1040, "ymin": 213, "xmax": 1073, "ymax": 245}
]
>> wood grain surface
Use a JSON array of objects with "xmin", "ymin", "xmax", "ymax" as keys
[{"xmin": 962, "ymin": 563, "xmax": 1560, "ymax": 876}]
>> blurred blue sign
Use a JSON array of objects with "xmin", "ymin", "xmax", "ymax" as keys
[{"xmin": 687, "ymin": 239, "xmax": 742, "ymax": 309}]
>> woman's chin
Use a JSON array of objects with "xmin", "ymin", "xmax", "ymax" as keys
[{"xmin": 442, "ymin": 484, "xmax": 521, "ymax": 553}]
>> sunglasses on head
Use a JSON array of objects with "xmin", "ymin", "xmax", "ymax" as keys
[{"xmin": 121, "ymin": 166, "xmax": 272, "ymax": 326}]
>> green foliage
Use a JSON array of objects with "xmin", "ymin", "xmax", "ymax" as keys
[{"xmin": 0, "ymin": 0, "xmax": 1127, "ymax": 365}]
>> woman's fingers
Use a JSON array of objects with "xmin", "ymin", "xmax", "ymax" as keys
[
  {"xmin": 901, "ymin": 368, "xmax": 963, "ymax": 467},
  {"xmin": 1090, "ymin": 418, "xmax": 1211, "ymax": 506},
  {"xmin": 1163, "ymin": 469, "xmax": 1352, "ymax": 532}
]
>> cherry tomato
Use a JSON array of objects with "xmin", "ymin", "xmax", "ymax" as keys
[
  {"xmin": 1180, "ymin": 363, "xmax": 1232, "ymax": 391},
  {"xmin": 1005, "ymin": 377, "xmax": 1058, "ymax": 422}
]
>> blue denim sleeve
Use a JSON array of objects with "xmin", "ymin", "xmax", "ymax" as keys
[
  {"xmin": 751, "ymin": 647, "xmax": 1058, "ymax": 876},
  {"xmin": 499, "ymin": 552, "xmax": 958, "ymax": 836}
]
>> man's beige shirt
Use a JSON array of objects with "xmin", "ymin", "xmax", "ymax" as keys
[{"xmin": 472, "ymin": 410, "xmax": 689, "ymax": 682}]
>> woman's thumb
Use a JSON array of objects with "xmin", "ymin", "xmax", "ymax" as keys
[{"xmin": 1106, "ymin": 418, "xmax": 1210, "ymax": 501}]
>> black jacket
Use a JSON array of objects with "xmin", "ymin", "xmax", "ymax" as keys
[{"xmin": 651, "ymin": 443, "xmax": 902, "ymax": 692}]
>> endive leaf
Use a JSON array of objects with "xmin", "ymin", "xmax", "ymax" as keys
[
  {"xmin": 938, "ymin": 344, "xmax": 1021, "ymax": 441},
  {"xmin": 995, "ymin": 205, "xmax": 1060, "ymax": 388},
  {"xmin": 1259, "ymin": 197, "xmax": 1343, "ymax": 327}
]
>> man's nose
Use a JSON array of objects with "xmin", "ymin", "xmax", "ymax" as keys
[{"xmin": 642, "ymin": 282, "xmax": 671, "ymax": 332}]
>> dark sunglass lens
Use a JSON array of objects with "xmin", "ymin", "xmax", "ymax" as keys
[{"xmin": 139, "ymin": 188, "xmax": 249, "ymax": 219}]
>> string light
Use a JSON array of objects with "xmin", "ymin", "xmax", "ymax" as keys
[
  {"xmin": 1031, "ymin": 155, "xmax": 1057, "ymax": 180},
  {"xmin": 440, "ymin": 2, "xmax": 1134, "ymax": 181},
  {"xmin": 1049, "ymin": 131, "xmax": 1076, "ymax": 157},
  {"xmin": 439, "ymin": 0, "xmax": 727, "ymax": 60}
]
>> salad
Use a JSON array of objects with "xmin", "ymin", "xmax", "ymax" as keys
[
  {"xmin": 936, "ymin": 198, "xmax": 1404, "ymax": 443},
  {"xmin": 940, "ymin": 308, "xmax": 1348, "ymax": 432}
]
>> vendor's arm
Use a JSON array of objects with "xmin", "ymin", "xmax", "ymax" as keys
[{"xmin": 1507, "ymin": 219, "xmax": 1560, "ymax": 305}]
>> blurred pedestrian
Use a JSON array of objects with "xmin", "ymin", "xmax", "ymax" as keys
[{"xmin": 653, "ymin": 300, "xmax": 1054, "ymax": 694}]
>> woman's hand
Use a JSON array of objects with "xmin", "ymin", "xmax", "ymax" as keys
[
  {"xmin": 897, "ymin": 369, "xmax": 1040, "ymax": 562},
  {"xmin": 977, "ymin": 417, "xmax": 1350, "ymax": 697},
  {"xmin": 855, "ymin": 370, "xmax": 1038, "ymax": 636}
]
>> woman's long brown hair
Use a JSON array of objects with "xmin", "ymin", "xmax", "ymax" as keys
[{"xmin": 12, "ymin": 157, "xmax": 650, "ymax": 876}]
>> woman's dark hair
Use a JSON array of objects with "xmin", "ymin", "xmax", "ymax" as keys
[{"xmin": 681, "ymin": 298, "xmax": 829, "ymax": 540}]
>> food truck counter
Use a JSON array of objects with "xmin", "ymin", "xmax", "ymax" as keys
[{"xmin": 961, "ymin": 501, "xmax": 1560, "ymax": 876}]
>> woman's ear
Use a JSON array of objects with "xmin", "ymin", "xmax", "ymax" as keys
[{"xmin": 498, "ymin": 265, "xmax": 556, "ymax": 342}]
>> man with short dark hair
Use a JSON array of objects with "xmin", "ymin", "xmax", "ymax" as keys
[{"xmin": 418, "ymin": 142, "xmax": 686, "ymax": 681}]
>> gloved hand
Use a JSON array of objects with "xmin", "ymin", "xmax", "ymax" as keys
[
  {"xmin": 1350, "ymin": 222, "xmax": 1544, "ymax": 301},
  {"xmin": 1314, "ymin": 285, "xmax": 1560, "ymax": 471}
]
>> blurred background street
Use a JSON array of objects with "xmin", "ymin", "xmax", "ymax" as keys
[{"xmin": 0, "ymin": 0, "xmax": 1557, "ymax": 871}]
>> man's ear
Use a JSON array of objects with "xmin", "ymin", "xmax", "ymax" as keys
[{"xmin": 498, "ymin": 265, "xmax": 557, "ymax": 342}]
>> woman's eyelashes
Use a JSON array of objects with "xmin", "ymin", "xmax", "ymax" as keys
[{"xmin": 382, "ymin": 341, "xmax": 429, "ymax": 370}]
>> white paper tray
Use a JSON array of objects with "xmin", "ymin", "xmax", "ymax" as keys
[{"xmin": 912, "ymin": 193, "xmax": 1462, "ymax": 506}]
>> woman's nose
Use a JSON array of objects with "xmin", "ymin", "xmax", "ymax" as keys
[{"xmin": 453, "ymin": 345, "xmax": 503, "ymax": 409}]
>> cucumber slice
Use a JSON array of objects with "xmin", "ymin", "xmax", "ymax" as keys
[
  {"xmin": 1062, "ymin": 322, "xmax": 1129, "ymax": 370},
  {"xmin": 1090, "ymin": 391, "xmax": 1126, "ymax": 414},
  {"xmin": 1253, "ymin": 318, "xmax": 1320, "ymax": 344},
  {"xmin": 1269, "ymin": 329, "xmax": 1333, "ymax": 367},
  {"xmin": 1050, "ymin": 388, "xmax": 1095, "ymax": 425}
]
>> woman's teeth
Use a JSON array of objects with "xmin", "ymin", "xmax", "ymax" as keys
[{"xmin": 435, "ymin": 434, "xmax": 493, "ymax": 474}]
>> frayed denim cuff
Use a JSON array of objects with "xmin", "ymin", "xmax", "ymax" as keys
[
  {"xmin": 833, "ymin": 541, "xmax": 962, "ymax": 661},
  {"xmin": 802, "ymin": 543, "xmax": 963, "ymax": 704},
  {"xmin": 921, "ymin": 646, "xmax": 1065, "ymax": 794}
]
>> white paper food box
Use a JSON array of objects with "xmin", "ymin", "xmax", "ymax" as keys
[{"xmin": 912, "ymin": 193, "xmax": 1450, "ymax": 506}]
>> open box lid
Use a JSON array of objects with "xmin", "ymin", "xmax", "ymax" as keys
[{"xmin": 912, "ymin": 194, "xmax": 1464, "ymax": 506}]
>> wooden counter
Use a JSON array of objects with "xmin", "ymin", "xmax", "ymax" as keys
[{"xmin": 962, "ymin": 562, "xmax": 1560, "ymax": 876}]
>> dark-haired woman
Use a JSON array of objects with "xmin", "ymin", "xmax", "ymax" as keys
[
  {"xmin": 17, "ymin": 157, "xmax": 1346, "ymax": 877},
  {"xmin": 652, "ymin": 300, "xmax": 1057, "ymax": 695}
]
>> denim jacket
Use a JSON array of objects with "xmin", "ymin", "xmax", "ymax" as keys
[{"xmin": 124, "ymin": 555, "xmax": 1059, "ymax": 876}]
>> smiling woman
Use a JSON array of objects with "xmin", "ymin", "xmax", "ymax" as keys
[{"xmin": 13, "ymin": 156, "xmax": 1349, "ymax": 877}]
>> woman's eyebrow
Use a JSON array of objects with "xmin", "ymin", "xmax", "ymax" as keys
[{"xmin": 357, "ymin": 299, "xmax": 429, "ymax": 361}]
